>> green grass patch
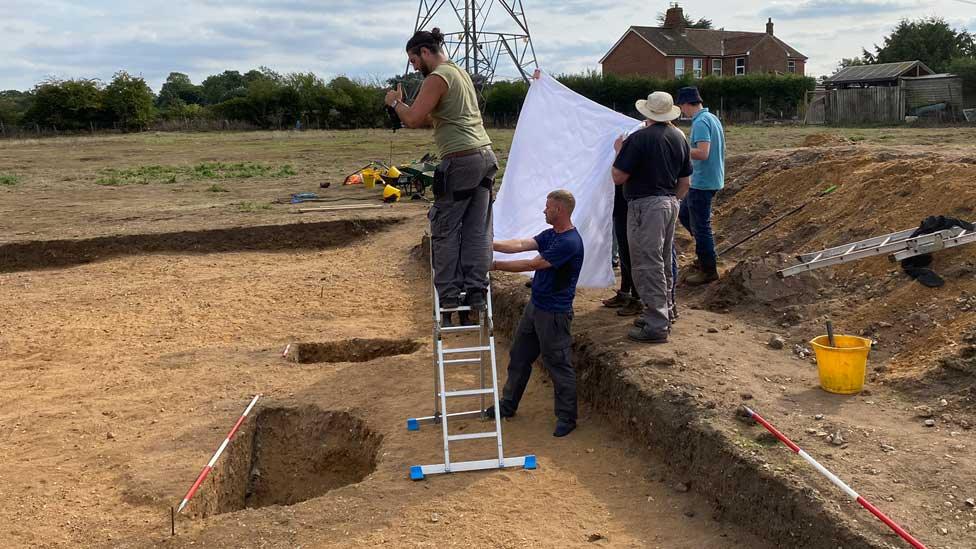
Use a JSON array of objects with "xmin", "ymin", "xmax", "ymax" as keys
[
  {"xmin": 236, "ymin": 201, "xmax": 273, "ymax": 212},
  {"xmin": 206, "ymin": 184, "xmax": 229, "ymax": 193},
  {"xmin": 95, "ymin": 162, "xmax": 297, "ymax": 186},
  {"xmin": 0, "ymin": 174, "xmax": 20, "ymax": 186},
  {"xmin": 192, "ymin": 162, "xmax": 296, "ymax": 179}
]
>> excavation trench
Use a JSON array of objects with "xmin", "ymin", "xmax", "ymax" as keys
[
  {"xmin": 489, "ymin": 278, "xmax": 883, "ymax": 549},
  {"xmin": 289, "ymin": 338, "xmax": 422, "ymax": 364},
  {"xmin": 0, "ymin": 217, "xmax": 401, "ymax": 273},
  {"xmin": 186, "ymin": 406, "xmax": 381, "ymax": 518}
]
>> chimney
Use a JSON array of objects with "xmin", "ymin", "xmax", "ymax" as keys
[
  {"xmin": 663, "ymin": 3, "xmax": 685, "ymax": 29},
  {"xmin": 766, "ymin": 17, "xmax": 774, "ymax": 35}
]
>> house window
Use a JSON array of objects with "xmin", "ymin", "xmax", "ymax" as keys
[
  {"xmin": 693, "ymin": 58, "xmax": 703, "ymax": 78},
  {"xmin": 735, "ymin": 57, "xmax": 746, "ymax": 75},
  {"xmin": 675, "ymin": 58, "xmax": 685, "ymax": 77},
  {"xmin": 712, "ymin": 59, "xmax": 722, "ymax": 76},
  {"xmin": 788, "ymin": 59, "xmax": 796, "ymax": 73}
]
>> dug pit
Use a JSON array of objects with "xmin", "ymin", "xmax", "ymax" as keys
[
  {"xmin": 291, "ymin": 338, "xmax": 422, "ymax": 364},
  {"xmin": 187, "ymin": 406, "xmax": 382, "ymax": 517}
]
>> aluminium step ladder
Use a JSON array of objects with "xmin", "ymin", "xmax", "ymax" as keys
[
  {"xmin": 778, "ymin": 225, "xmax": 976, "ymax": 278},
  {"xmin": 405, "ymin": 248, "xmax": 535, "ymax": 480}
]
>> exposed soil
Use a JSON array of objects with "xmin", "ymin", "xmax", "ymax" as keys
[
  {"xmin": 289, "ymin": 338, "xmax": 423, "ymax": 364},
  {"xmin": 0, "ymin": 218, "xmax": 400, "ymax": 273},
  {"xmin": 4, "ymin": 129, "xmax": 976, "ymax": 549}
]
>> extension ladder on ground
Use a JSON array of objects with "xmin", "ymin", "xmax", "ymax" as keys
[
  {"xmin": 778, "ymin": 225, "xmax": 976, "ymax": 278},
  {"xmin": 405, "ymin": 251, "xmax": 536, "ymax": 480}
]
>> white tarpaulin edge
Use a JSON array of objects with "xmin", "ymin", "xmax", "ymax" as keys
[{"xmin": 492, "ymin": 71, "xmax": 641, "ymax": 288}]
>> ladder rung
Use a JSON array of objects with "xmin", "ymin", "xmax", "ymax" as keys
[
  {"xmin": 444, "ymin": 358, "xmax": 482, "ymax": 365},
  {"xmin": 447, "ymin": 431, "xmax": 498, "ymax": 442},
  {"xmin": 441, "ymin": 325, "xmax": 482, "ymax": 333},
  {"xmin": 441, "ymin": 305, "xmax": 473, "ymax": 312},
  {"xmin": 443, "ymin": 346, "xmax": 490, "ymax": 354},
  {"xmin": 442, "ymin": 388, "xmax": 494, "ymax": 397}
]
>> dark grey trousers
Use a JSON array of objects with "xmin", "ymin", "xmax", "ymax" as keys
[
  {"xmin": 428, "ymin": 147, "xmax": 498, "ymax": 304},
  {"xmin": 628, "ymin": 195, "xmax": 679, "ymax": 336},
  {"xmin": 500, "ymin": 302, "xmax": 577, "ymax": 424}
]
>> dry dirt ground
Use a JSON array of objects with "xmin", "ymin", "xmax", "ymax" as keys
[
  {"xmin": 0, "ymin": 129, "xmax": 767, "ymax": 548},
  {"xmin": 2, "ymin": 127, "xmax": 976, "ymax": 548}
]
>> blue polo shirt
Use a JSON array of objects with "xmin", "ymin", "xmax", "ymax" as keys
[
  {"xmin": 531, "ymin": 228, "xmax": 584, "ymax": 313},
  {"xmin": 689, "ymin": 108, "xmax": 725, "ymax": 191}
]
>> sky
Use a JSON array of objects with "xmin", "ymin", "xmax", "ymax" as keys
[{"xmin": 1, "ymin": 0, "xmax": 974, "ymax": 92}]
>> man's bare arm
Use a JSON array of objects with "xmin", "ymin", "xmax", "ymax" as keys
[
  {"xmin": 690, "ymin": 140, "xmax": 711, "ymax": 161},
  {"xmin": 493, "ymin": 238, "xmax": 538, "ymax": 254},
  {"xmin": 391, "ymin": 77, "xmax": 447, "ymax": 129},
  {"xmin": 493, "ymin": 255, "xmax": 552, "ymax": 273},
  {"xmin": 676, "ymin": 176, "xmax": 691, "ymax": 200}
]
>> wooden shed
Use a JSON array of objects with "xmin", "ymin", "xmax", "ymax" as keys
[
  {"xmin": 901, "ymin": 74, "xmax": 965, "ymax": 113},
  {"xmin": 808, "ymin": 60, "xmax": 966, "ymax": 124}
]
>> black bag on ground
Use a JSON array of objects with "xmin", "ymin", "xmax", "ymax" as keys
[{"xmin": 900, "ymin": 216, "xmax": 975, "ymax": 288}]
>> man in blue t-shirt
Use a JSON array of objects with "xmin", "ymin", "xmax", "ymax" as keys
[
  {"xmin": 487, "ymin": 189, "xmax": 584, "ymax": 437},
  {"xmin": 676, "ymin": 86, "xmax": 725, "ymax": 285}
]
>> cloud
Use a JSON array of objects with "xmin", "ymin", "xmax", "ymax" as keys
[
  {"xmin": 0, "ymin": 0, "xmax": 971, "ymax": 90},
  {"xmin": 763, "ymin": 0, "xmax": 922, "ymax": 20}
]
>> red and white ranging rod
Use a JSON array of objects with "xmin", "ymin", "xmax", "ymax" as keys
[
  {"xmin": 742, "ymin": 407, "xmax": 927, "ymax": 549},
  {"xmin": 176, "ymin": 394, "xmax": 261, "ymax": 514}
]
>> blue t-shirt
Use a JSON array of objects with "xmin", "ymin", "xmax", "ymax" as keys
[
  {"xmin": 530, "ymin": 228, "xmax": 584, "ymax": 313},
  {"xmin": 689, "ymin": 108, "xmax": 725, "ymax": 191}
]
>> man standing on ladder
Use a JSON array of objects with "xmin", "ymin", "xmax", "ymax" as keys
[
  {"xmin": 486, "ymin": 190, "xmax": 584, "ymax": 437},
  {"xmin": 386, "ymin": 28, "xmax": 498, "ymax": 324}
]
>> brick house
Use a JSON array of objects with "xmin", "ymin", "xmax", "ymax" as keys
[{"xmin": 600, "ymin": 4, "xmax": 808, "ymax": 79}]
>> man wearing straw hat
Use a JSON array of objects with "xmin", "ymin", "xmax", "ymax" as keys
[{"xmin": 611, "ymin": 91, "xmax": 692, "ymax": 343}]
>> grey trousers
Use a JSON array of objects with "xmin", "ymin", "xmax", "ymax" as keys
[
  {"xmin": 500, "ymin": 302, "xmax": 577, "ymax": 423},
  {"xmin": 428, "ymin": 147, "xmax": 498, "ymax": 303},
  {"xmin": 627, "ymin": 195, "xmax": 679, "ymax": 336}
]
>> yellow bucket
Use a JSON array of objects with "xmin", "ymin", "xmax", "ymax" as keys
[
  {"xmin": 810, "ymin": 335, "xmax": 871, "ymax": 395},
  {"xmin": 361, "ymin": 168, "xmax": 378, "ymax": 189}
]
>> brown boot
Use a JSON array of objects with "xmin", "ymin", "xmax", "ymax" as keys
[
  {"xmin": 617, "ymin": 297, "xmax": 643, "ymax": 316},
  {"xmin": 602, "ymin": 291, "xmax": 629, "ymax": 308},
  {"xmin": 686, "ymin": 264, "xmax": 719, "ymax": 286}
]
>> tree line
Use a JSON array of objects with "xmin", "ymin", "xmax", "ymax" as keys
[
  {"xmin": 836, "ymin": 16, "xmax": 976, "ymax": 102},
  {"xmin": 0, "ymin": 67, "xmax": 815, "ymax": 135}
]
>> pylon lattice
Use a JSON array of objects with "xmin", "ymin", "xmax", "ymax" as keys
[{"xmin": 412, "ymin": 0, "xmax": 538, "ymax": 84}]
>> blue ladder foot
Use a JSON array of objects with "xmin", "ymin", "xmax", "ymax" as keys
[
  {"xmin": 406, "ymin": 418, "xmax": 420, "ymax": 431},
  {"xmin": 409, "ymin": 466, "xmax": 425, "ymax": 481},
  {"xmin": 524, "ymin": 455, "xmax": 537, "ymax": 470}
]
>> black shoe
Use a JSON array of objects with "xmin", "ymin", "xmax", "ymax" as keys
[
  {"xmin": 465, "ymin": 290, "xmax": 486, "ymax": 311},
  {"xmin": 484, "ymin": 405, "xmax": 514, "ymax": 420},
  {"xmin": 553, "ymin": 421, "xmax": 577, "ymax": 437},
  {"xmin": 628, "ymin": 326, "xmax": 669, "ymax": 344},
  {"xmin": 633, "ymin": 317, "xmax": 646, "ymax": 328},
  {"xmin": 440, "ymin": 297, "xmax": 460, "ymax": 311}
]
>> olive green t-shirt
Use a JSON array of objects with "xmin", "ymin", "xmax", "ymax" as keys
[{"xmin": 429, "ymin": 61, "xmax": 492, "ymax": 157}]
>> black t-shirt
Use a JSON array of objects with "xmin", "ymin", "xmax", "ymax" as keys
[{"xmin": 613, "ymin": 123, "xmax": 693, "ymax": 200}]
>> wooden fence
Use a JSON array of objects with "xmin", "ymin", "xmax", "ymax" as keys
[{"xmin": 824, "ymin": 87, "xmax": 905, "ymax": 125}]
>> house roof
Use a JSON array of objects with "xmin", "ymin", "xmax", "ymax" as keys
[
  {"xmin": 604, "ymin": 26, "xmax": 807, "ymax": 61},
  {"xmin": 826, "ymin": 61, "xmax": 934, "ymax": 84}
]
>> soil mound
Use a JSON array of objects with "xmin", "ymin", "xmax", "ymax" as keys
[
  {"xmin": 801, "ymin": 133, "xmax": 853, "ymax": 147},
  {"xmin": 708, "ymin": 146, "xmax": 976, "ymax": 375},
  {"xmin": 703, "ymin": 254, "xmax": 822, "ymax": 310}
]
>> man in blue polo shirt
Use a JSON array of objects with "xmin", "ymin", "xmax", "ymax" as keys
[
  {"xmin": 487, "ymin": 189, "xmax": 584, "ymax": 437},
  {"xmin": 676, "ymin": 86, "xmax": 725, "ymax": 285}
]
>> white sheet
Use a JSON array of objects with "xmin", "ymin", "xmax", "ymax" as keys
[{"xmin": 492, "ymin": 71, "xmax": 641, "ymax": 288}]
